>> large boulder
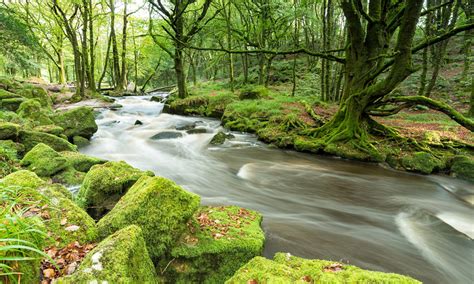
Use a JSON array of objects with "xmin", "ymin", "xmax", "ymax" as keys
[
  {"xmin": 163, "ymin": 206, "xmax": 265, "ymax": 283},
  {"xmin": 60, "ymin": 151, "xmax": 106, "ymax": 172},
  {"xmin": 0, "ymin": 97, "xmax": 26, "ymax": 111},
  {"xmin": 53, "ymin": 107, "xmax": 98, "ymax": 139},
  {"xmin": 20, "ymin": 143, "xmax": 68, "ymax": 177},
  {"xmin": 17, "ymin": 99, "xmax": 54, "ymax": 126},
  {"xmin": 97, "ymin": 176, "xmax": 200, "ymax": 260},
  {"xmin": 56, "ymin": 225, "xmax": 158, "ymax": 283},
  {"xmin": 226, "ymin": 253, "xmax": 421, "ymax": 284},
  {"xmin": 76, "ymin": 161, "xmax": 153, "ymax": 218},
  {"xmin": 18, "ymin": 130, "xmax": 77, "ymax": 152},
  {"xmin": 0, "ymin": 122, "xmax": 20, "ymax": 140},
  {"xmin": 15, "ymin": 84, "xmax": 52, "ymax": 107}
]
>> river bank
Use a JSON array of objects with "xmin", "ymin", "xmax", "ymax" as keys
[
  {"xmin": 163, "ymin": 82, "xmax": 474, "ymax": 182},
  {"xmin": 0, "ymin": 78, "xmax": 471, "ymax": 283}
]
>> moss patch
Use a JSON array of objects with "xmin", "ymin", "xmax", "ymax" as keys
[
  {"xmin": 17, "ymin": 99, "xmax": 54, "ymax": 126},
  {"xmin": 0, "ymin": 122, "xmax": 20, "ymax": 140},
  {"xmin": 52, "ymin": 106, "xmax": 98, "ymax": 139},
  {"xmin": 56, "ymin": 225, "xmax": 158, "ymax": 283},
  {"xmin": 97, "ymin": 175, "xmax": 200, "ymax": 260},
  {"xmin": 226, "ymin": 253, "xmax": 421, "ymax": 284},
  {"xmin": 18, "ymin": 130, "xmax": 77, "ymax": 152},
  {"xmin": 60, "ymin": 151, "xmax": 106, "ymax": 172},
  {"xmin": 450, "ymin": 155, "xmax": 474, "ymax": 182},
  {"xmin": 401, "ymin": 151, "xmax": 445, "ymax": 174},
  {"xmin": 0, "ymin": 170, "xmax": 46, "ymax": 188},
  {"xmin": 163, "ymin": 206, "xmax": 265, "ymax": 283}
]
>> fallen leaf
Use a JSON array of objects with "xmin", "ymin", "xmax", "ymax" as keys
[
  {"xmin": 247, "ymin": 280, "xmax": 258, "ymax": 284},
  {"xmin": 43, "ymin": 268, "xmax": 56, "ymax": 278},
  {"xmin": 323, "ymin": 263, "xmax": 344, "ymax": 273},
  {"xmin": 65, "ymin": 225, "xmax": 80, "ymax": 232},
  {"xmin": 60, "ymin": 218, "xmax": 67, "ymax": 226}
]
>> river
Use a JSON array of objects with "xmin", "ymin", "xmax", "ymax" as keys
[{"xmin": 80, "ymin": 95, "xmax": 474, "ymax": 283}]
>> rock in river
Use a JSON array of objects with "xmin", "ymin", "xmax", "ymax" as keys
[{"xmin": 150, "ymin": 131, "xmax": 183, "ymax": 140}]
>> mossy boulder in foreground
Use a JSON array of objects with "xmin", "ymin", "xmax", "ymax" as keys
[
  {"xmin": 226, "ymin": 253, "xmax": 421, "ymax": 284},
  {"xmin": 53, "ymin": 106, "xmax": 98, "ymax": 139},
  {"xmin": 0, "ymin": 122, "xmax": 20, "ymax": 140},
  {"xmin": 76, "ymin": 161, "xmax": 153, "ymax": 218},
  {"xmin": 20, "ymin": 143, "xmax": 68, "ymax": 177},
  {"xmin": 163, "ymin": 206, "xmax": 265, "ymax": 283},
  {"xmin": 0, "ymin": 169, "xmax": 46, "ymax": 188},
  {"xmin": 60, "ymin": 151, "xmax": 106, "ymax": 172},
  {"xmin": 401, "ymin": 151, "xmax": 445, "ymax": 174},
  {"xmin": 56, "ymin": 225, "xmax": 158, "ymax": 283},
  {"xmin": 97, "ymin": 175, "xmax": 201, "ymax": 260}
]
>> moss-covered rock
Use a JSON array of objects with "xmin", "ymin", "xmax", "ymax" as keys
[
  {"xmin": 15, "ymin": 84, "xmax": 52, "ymax": 107},
  {"xmin": 210, "ymin": 131, "xmax": 235, "ymax": 145},
  {"xmin": 18, "ymin": 130, "xmax": 77, "ymax": 152},
  {"xmin": 72, "ymin": 135, "xmax": 90, "ymax": 147},
  {"xmin": 33, "ymin": 124, "xmax": 64, "ymax": 136},
  {"xmin": 239, "ymin": 85, "xmax": 269, "ymax": 100},
  {"xmin": 97, "ymin": 175, "xmax": 200, "ymax": 260},
  {"xmin": 0, "ymin": 121, "xmax": 20, "ymax": 140},
  {"xmin": 226, "ymin": 253, "xmax": 420, "ymax": 284},
  {"xmin": 401, "ymin": 151, "xmax": 445, "ymax": 174},
  {"xmin": 53, "ymin": 106, "xmax": 98, "ymax": 139},
  {"xmin": 52, "ymin": 167, "xmax": 86, "ymax": 186},
  {"xmin": 20, "ymin": 143, "xmax": 68, "ymax": 177},
  {"xmin": 0, "ymin": 170, "xmax": 46, "ymax": 188},
  {"xmin": 60, "ymin": 151, "xmax": 106, "ymax": 172},
  {"xmin": 56, "ymin": 225, "xmax": 158, "ymax": 283},
  {"xmin": 163, "ymin": 206, "xmax": 265, "ymax": 283},
  {"xmin": 450, "ymin": 155, "xmax": 474, "ymax": 182},
  {"xmin": 0, "ymin": 88, "xmax": 21, "ymax": 99},
  {"xmin": 76, "ymin": 161, "xmax": 153, "ymax": 218},
  {"xmin": 17, "ymin": 99, "xmax": 54, "ymax": 126}
]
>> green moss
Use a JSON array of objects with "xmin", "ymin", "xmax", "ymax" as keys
[
  {"xmin": 450, "ymin": 155, "xmax": 474, "ymax": 182},
  {"xmin": 18, "ymin": 130, "xmax": 77, "ymax": 152},
  {"xmin": 239, "ymin": 85, "xmax": 269, "ymax": 100},
  {"xmin": 17, "ymin": 99, "xmax": 54, "ymax": 126},
  {"xmin": 97, "ymin": 175, "xmax": 201, "ymax": 260},
  {"xmin": 0, "ymin": 170, "xmax": 46, "ymax": 188},
  {"xmin": 0, "ymin": 122, "xmax": 20, "ymax": 139},
  {"xmin": 0, "ymin": 88, "xmax": 21, "ymax": 100},
  {"xmin": 33, "ymin": 124, "xmax": 64, "ymax": 136},
  {"xmin": 56, "ymin": 225, "xmax": 158, "ymax": 283},
  {"xmin": 72, "ymin": 135, "xmax": 90, "ymax": 147},
  {"xmin": 226, "ymin": 253, "xmax": 421, "ymax": 284},
  {"xmin": 60, "ymin": 151, "xmax": 106, "ymax": 172},
  {"xmin": 163, "ymin": 206, "xmax": 265, "ymax": 283},
  {"xmin": 0, "ymin": 140, "xmax": 21, "ymax": 178},
  {"xmin": 38, "ymin": 184, "xmax": 98, "ymax": 246},
  {"xmin": 76, "ymin": 161, "xmax": 153, "ymax": 218},
  {"xmin": 52, "ymin": 167, "xmax": 86, "ymax": 186},
  {"xmin": 401, "ymin": 151, "xmax": 445, "ymax": 174},
  {"xmin": 52, "ymin": 106, "xmax": 98, "ymax": 139},
  {"xmin": 20, "ymin": 143, "xmax": 68, "ymax": 177}
]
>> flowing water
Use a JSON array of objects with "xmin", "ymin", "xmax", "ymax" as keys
[{"xmin": 81, "ymin": 95, "xmax": 474, "ymax": 283}]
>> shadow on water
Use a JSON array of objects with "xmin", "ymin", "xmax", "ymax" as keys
[{"xmin": 82, "ymin": 95, "xmax": 474, "ymax": 283}]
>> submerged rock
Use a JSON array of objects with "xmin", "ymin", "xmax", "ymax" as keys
[
  {"xmin": 20, "ymin": 143, "xmax": 68, "ymax": 177},
  {"xmin": 134, "ymin": 119, "xmax": 143, "ymax": 125},
  {"xmin": 97, "ymin": 175, "xmax": 200, "ymax": 260},
  {"xmin": 76, "ymin": 161, "xmax": 153, "ymax": 219},
  {"xmin": 187, "ymin": 128, "xmax": 208, "ymax": 134},
  {"xmin": 56, "ymin": 225, "xmax": 158, "ymax": 283},
  {"xmin": 150, "ymin": 131, "xmax": 183, "ymax": 140},
  {"xmin": 18, "ymin": 130, "xmax": 77, "ymax": 152},
  {"xmin": 175, "ymin": 121, "xmax": 196, "ymax": 131},
  {"xmin": 227, "ymin": 253, "xmax": 421, "ymax": 284},
  {"xmin": 53, "ymin": 106, "xmax": 98, "ymax": 140},
  {"xmin": 163, "ymin": 206, "xmax": 265, "ymax": 283},
  {"xmin": 210, "ymin": 131, "xmax": 235, "ymax": 145}
]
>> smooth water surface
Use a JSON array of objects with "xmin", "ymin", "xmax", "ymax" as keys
[{"xmin": 81, "ymin": 95, "xmax": 474, "ymax": 283}]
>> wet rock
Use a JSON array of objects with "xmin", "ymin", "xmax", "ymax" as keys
[
  {"xmin": 210, "ymin": 131, "xmax": 235, "ymax": 145},
  {"xmin": 134, "ymin": 120, "xmax": 143, "ymax": 126},
  {"xmin": 97, "ymin": 176, "xmax": 200, "ymax": 260},
  {"xmin": 175, "ymin": 121, "xmax": 196, "ymax": 131},
  {"xmin": 52, "ymin": 106, "xmax": 98, "ymax": 140},
  {"xmin": 186, "ymin": 128, "xmax": 208, "ymax": 134},
  {"xmin": 20, "ymin": 143, "xmax": 68, "ymax": 177},
  {"xmin": 109, "ymin": 103, "xmax": 123, "ymax": 110},
  {"xmin": 150, "ymin": 96, "xmax": 163, "ymax": 103},
  {"xmin": 76, "ymin": 161, "xmax": 154, "ymax": 219},
  {"xmin": 56, "ymin": 225, "xmax": 157, "ymax": 283},
  {"xmin": 150, "ymin": 131, "xmax": 183, "ymax": 140}
]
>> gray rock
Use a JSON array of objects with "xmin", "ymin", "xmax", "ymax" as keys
[{"xmin": 150, "ymin": 131, "xmax": 183, "ymax": 140}]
